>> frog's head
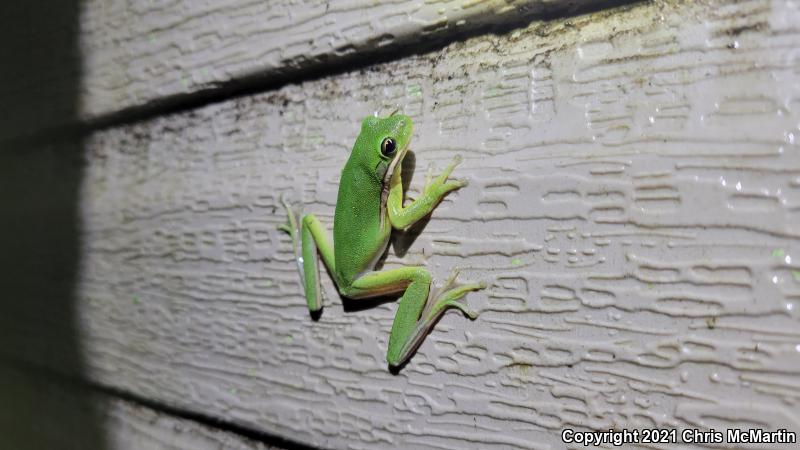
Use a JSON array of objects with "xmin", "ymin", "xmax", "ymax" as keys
[{"xmin": 354, "ymin": 113, "xmax": 413, "ymax": 185}]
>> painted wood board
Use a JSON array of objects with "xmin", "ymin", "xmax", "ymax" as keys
[
  {"xmin": 70, "ymin": 0, "xmax": 800, "ymax": 449},
  {"xmin": 0, "ymin": 364, "xmax": 277, "ymax": 450},
  {"xmin": 2, "ymin": 0, "xmax": 600, "ymax": 143},
  {"xmin": 103, "ymin": 397, "xmax": 278, "ymax": 450},
  {"xmin": 79, "ymin": 0, "xmax": 598, "ymax": 118}
]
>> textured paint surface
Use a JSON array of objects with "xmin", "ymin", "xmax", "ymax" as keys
[
  {"xmin": 76, "ymin": 0, "xmax": 592, "ymax": 122},
  {"xmin": 77, "ymin": 1, "xmax": 800, "ymax": 449},
  {"xmin": 0, "ymin": 365, "xmax": 274, "ymax": 450},
  {"xmin": 104, "ymin": 399, "xmax": 276, "ymax": 450}
]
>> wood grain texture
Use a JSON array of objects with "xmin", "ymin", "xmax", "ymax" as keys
[
  {"xmin": 77, "ymin": 0, "xmax": 602, "ymax": 121},
  {"xmin": 0, "ymin": 364, "xmax": 276, "ymax": 450},
  {"xmin": 75, "ymin": 1, "xmax": 800, "ymax": 449},
  {"xmin": 4, "ymin": 1, "xmax": 604, "ymax": 142},
  {"xmin": 103, "ymin": 397, "xmax": 277, "ymax": 450},
  {"xmin": 73, "ymin": 0, "xmax": 605, "ymax": 126}
]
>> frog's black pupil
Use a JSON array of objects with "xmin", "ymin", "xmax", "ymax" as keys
[{"xmin": 381, "ymin": 138, "xmax": 397, "ymax": 156}]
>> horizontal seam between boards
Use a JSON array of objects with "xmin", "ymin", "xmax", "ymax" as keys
[{"xmin": 1, "ymin": 0, "xmax": 643, "ymax": 151}]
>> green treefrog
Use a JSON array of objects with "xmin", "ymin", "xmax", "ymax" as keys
[{"xmin": 279, "ymin": 113, "xmax": 484, "ymax": 368}]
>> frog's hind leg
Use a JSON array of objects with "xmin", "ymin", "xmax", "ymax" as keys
[
  {"xmin": 278, "ymin": 197, "xmax": 336, "ymax": 312},
  {"xmin": 344, "ymin": 266, "xmax": 483, "ymax": 367},
  {"xmin": 397, "ymin": 268, "xmax": 484, "ymax": 367}
]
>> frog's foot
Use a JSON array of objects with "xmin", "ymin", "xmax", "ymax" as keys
[
  {"xmin": 277, "ymin": 194, "xmax": 298, "ymax": 240},
  {"xmin": 277, "ymin": 194, "xmax": 306, "ymax": 286},
  {"xmin": 392, "ymin": 270, "xmax": 484, "ymax": 366},
  {"xmin": 423, "ymin": 155, "xmax": 469, "ymax": 196},
  {"xmin": 422, "ymin": 267, "xmax": 485, "ymax": 322}
]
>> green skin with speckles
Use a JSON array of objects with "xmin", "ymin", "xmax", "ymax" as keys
[{"xmin": 280, "ymin": 114, "xmax": 485, "ymax": 367}]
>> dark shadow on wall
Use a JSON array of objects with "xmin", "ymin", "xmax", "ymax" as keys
[{"xmin": 0, "ymin": 2, "xmax": 108, "ymax": 449}]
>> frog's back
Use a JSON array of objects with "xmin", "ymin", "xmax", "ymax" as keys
[{"xmin": 333, "ymin": 159, "xmax": 391, "ymax": 285}]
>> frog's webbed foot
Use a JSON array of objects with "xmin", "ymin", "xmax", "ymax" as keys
[
  {"xmin": 422, "ymin": 267, "xmax": 484, "ymax": 322},
  {"xmin": 277, "ymin": 194, "xmax": 296, "ymax": 232},
  {"xmin": 277, "ymin": 194, "xmax": 306, "ymax": 288},
  {"xmin": 422, "ymin": 155, "xmax": 469, "ymax": 197},
  {"xmin": 391, "ymin": 268, "xmax": 484, "ymax": 367}
]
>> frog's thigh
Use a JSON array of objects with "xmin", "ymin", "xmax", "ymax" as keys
[{"xmin": 343, "ymin": 266, "xmax": 431, "ymax": 300}]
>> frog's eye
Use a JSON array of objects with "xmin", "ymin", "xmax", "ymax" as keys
[{"xmin": 380, "ymin": 137, "xmax": 397, "ymax": 157}]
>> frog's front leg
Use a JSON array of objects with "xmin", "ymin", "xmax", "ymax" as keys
[
  {"xmin": 342, "ymin": 266, "xmax": 483, "ymax": 367},
  {"xmin": 279, "ymin": 198, "xmax": 335, "ymax": 312},
  {"xmin": 388, "ymin": 155, "xmax": 467, "ymax": 231}
]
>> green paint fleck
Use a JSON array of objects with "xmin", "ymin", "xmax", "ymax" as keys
[
  {"xmin": 511, "ymin": 258, "xmax": 522, "ymax": 266},
  {"xmin": 284, "ymin": 335, "xmax": 294, "ymax": 345},
  {"xmin": 511, "ymin": 362, "xmax": 532, "ymax": 377},
  {"xmin": 793, "ymin": 270, "xmax": 800, "ymax": 282},
  {"xmin": 307, "ymin": 134, "xmax": 324, "ymax": 146},
  {"xmin": 773, "ymin": 248, "xmax": 786, "ymax": 258},
  {"xmin": 407, "ymin": 84, "xmax": 422, "ymax": 97},
  {"xmin": 485, "ymin": 87, "xmax": 501, "ymax": 97},
  {"xmin": 133, "ymin": 296, "xmax": 140, "ymax": 305}
]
